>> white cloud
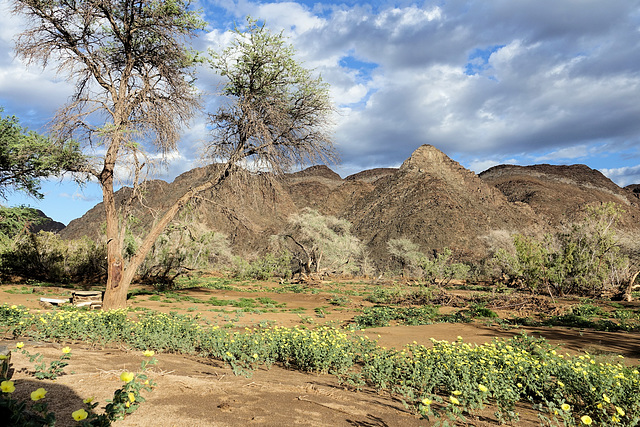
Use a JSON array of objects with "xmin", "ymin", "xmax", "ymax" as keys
[
  {"xmin": 3, "ymin": 0, "xmax": 640, "ymax": 186},
  {"xmin": 374, "ymin": 6, "xmax": 442, "ymax": 35},
  {"xmin": 254, "ymin": 2, "xmax": 326, "ymax": 35},
  {"xmin": 59, "ymin": 192, "xmax": 101, "ymax": 203},
  {"xmin": 600, "ymin": 165, "xmax": 640, "ymax": 187},
  {"xmin": 468, "ymin": 159, "xmax": 505, "ymax": 174},
  {"xmin": 533, "ymin": 146, "xmax": 592, "ymax": 162}
]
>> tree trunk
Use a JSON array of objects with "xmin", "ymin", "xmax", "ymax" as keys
[
  {"xmin": 100, "ymin": 155, "xmax": 128, "ymax": 310},
  {"xmin": 621, "ymin": 270, "xmax": 640, "ymax": 302},
  {"xmin": 101, "ymin": 163, "xmax": 234, "ymax": 310}
]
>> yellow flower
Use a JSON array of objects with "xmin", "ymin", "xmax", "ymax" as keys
[
  {"xmin": 597, "ymin": 403, "xmax": 603, "ymax": 409},
  {"xmin": 143, "ymin": 350, "xmax": 154, "ymax": 357},
  {"xmin": 83, "ymin": 397, "xmax": 94, "ymax": 404},
  {"xmin": 62, "ymin": 347, "xmax": 71, "ymax": 354},
  {"xmin": 10, "ymin": 305, "xmax": 17, "ymax": 309},
  {"xmin": 421, "ymin": 398, "xmax": 432, "ymax": 406},
  {"xmin": 128, "ymin": 392, "xmax": 136, "ymax": 402},
  {"xmin": 16, "ymin": 342, "xmax": 24, "ymax": 349},
  {"xmin": 603, "ymin": 394, "xmax": 611, "ymax": 403},
  {"xmin": 612, "ymin": 415, "xmax": 620, "ymax": 423},
  {"xmin": 1, "ymin": 380, "xmax": 15, "ymax": 393},
  {"xmin": 615, "ymin": 406, "xmax": 625, "ymax": 416},
  {"xmin": 452, "ymin": 390, "xmax": 462, "ymax": 395},
  {"xmin": 581, "ymin": 415, "xmax": 593, "ymax": 425},
  {"xmin": 31, "ymin": 388, "xmax": 47, "ymax": 401},
  {"xmin": 72, "ymin": 409, "xmax": 88, "ymax": 421},
  {"xmin": 450, "ymin": 396, "xmax": 460, "ymax": 405},
  {"xmin": 561, "ymin": 403, "xmax": 571, "ymax": 411},
  {"xmin": 120, "ymin": 372, "xmax": 134, "ymax": 383},
  {"xmin": 0, "ymin": 355, "xmax": 6, "ymax": 360},
  {"xmin": 557, "ymin": 380, "xmax": 564, "ymax": 388},
  {"xmin": 478, "ymin": 384, "xmax": 488, "ymax": 393}
]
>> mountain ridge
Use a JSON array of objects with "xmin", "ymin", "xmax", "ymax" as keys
[{"xmin": 59, "ymin": 145, "xmax": 640, "ymax": 267}]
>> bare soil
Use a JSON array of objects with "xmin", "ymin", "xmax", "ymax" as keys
[{"xmin": 2, "ymin": 280, "xmax": 639, "ymax": 426}]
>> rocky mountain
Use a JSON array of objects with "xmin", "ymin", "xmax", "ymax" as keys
[
  {"xmin": 627, "ymin": 184, "xmax": 640, "ymax": 197},
  {"xmin": 59, "ymin": 145, "xmax": 640, "ymax": 268},
  {"xmin": 31, "ymin": 209, "xmax": 65, "ymax": 233},
  {"xmin": 479, "ymin": 164, "xmax": 640, "ymax": 230},
  {"xmin": 342, "ymin": 145, "xmax": 543, "ymax": 265}
]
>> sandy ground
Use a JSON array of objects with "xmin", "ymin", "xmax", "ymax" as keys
[{"xmin": 2, "ymin": 282, "xmax": 639, "ymax": 426}]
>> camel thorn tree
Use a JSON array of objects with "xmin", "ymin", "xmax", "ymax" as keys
[{"xmin": 11, "ymin": 3, "xmax": 336, "ymax": 309}]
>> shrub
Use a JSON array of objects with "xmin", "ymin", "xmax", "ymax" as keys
[
  {"xmin": 490, "ymin": 203, "xmax": 634, "ymax": 297},
  {"xmin": 0, "ymin": 232, "xmax": 106, "ymax": 283},
  {"xmin": 232, "ymin": 252, "xmax": 293, "ymax": 280},
  {"xmin": 387, "ymin": 238, "xmax": 469, "ymax": 284},
  {"xmin": 274, "ymin": 208, "xmax": 371, "ymax": 276},
  {"xmin": 138, "ymin": 220, "xmax": 233, "ymax": 288}
]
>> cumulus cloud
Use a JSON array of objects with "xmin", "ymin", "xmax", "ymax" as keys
[
  {"xmin": 600, "ymin": 165, "xmax": 640, "ymax": 187},
  {"xmin": 3, "ymin": 0, "xmax": 640, "ymax": 222}
]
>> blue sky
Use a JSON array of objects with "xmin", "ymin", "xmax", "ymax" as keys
[{"xmin": 2, "ymin": 0, "xmax": 640, "ymax": 225}]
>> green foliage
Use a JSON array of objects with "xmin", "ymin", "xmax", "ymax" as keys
[
  {"xmin": 354, "ymin": 306, "xmax": 439, "ymax": 328},
  {"xmin": 0, "ymin": 107, "xmax": 85, "ymax": 199},
  {"xmin": 276, "ymin": 208, "xmax": 370, "ymax": 275},
  {"xmin": 138, "ymin": 217, "xmax": 233, "ymax": 288},
  {"xmin": 1, "ymin": 304, "xmax": 639, "ymax": 426},
  {"xmin": 0, "ymin": 232, "xmax": 106, "ymax": 283},
  {"xmin": 491, "ymin": 203, "xmax": 633, "ymax": 297},
  {"xmin": 232, "ymin": 252, "xmax": 293, "ymax": 280},
  {"xmin": 0, "ymin": 206, "xmax": 44, "ymax": 242},
  {"xmin": 207, "ymin": 17, "xmax": 335, "ymax": 174},
  {"xmin": 1, "ymin": 344, "xmax": 156, "ymax": 427},
  {"xmin": 0, "ymin": 389, "xmax": 56, "ymax": 426},
  {"xmin": 17, "ymin": 346, "xmax": 71, "ymax": 380},
  {"xmin": 466, "ymin": 303, "xmax": 498, "ymax": 319},
  {"xmin": 387, "ymin": 238, "xmax": 470, "ymax": 284},
  {"xmin": 365, "ymin": 285, "xmax": 434, "ymax": 305},
  {"xmin": 92, "ymin": 357, "xmax": 157, "ymax": 424}
]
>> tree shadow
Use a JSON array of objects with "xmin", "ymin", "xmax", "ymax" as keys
[{"xmin": 2, "ymin": 377, "xmax": 90, "ymax": 427}]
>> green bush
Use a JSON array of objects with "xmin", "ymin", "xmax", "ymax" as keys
[
  {"xmin": 274, "ymin": 208, "xmax": 372, "ymax": 276},
  {"xmin": 138, "ymin": 220, "xmax": 233, "ymax": 288},
  {"xmin": 365, "ymin": 285, "xmax": 434, "ymax": 305},
  {"xmin": 0, "ymin": 232, "xmax": 106, "ymax": 283},
  {"xmin": 491, "ymin": 203, "xmax": 633, "ymax": 297},
  {"xmin": 354, "ymin": 306, "xmax": 439, "ymax": 328},
  {"xmin": 387, "ymin": 239, "xmax": 469, "ymax": 284},
  {"xmin": 232, "ymin": 252, "xmax": 293, "ymax": 280}
]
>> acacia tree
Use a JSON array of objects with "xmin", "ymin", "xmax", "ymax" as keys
[
  {"xmin": 206, "ymin": 18, "xmax": 336, "ymax": 176},
  {"xmin": 276, "ymin": 208, "xmax": 367, "ymax": 275},
  {"xmin": 12, "ymin": 6, "xmax": 335, "ymax": 309},
  {"xmin": 12, "ymin": 0, "xmax": 205, "ymax": 309},
  {"xmin": 1, "ymin": 107, "xmax": 84, "ymax": 200}
]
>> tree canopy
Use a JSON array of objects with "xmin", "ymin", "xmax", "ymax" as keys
[
  {"xmin": 10, "ymin": 5, "xmax": 336, "ymax": 309},
  {"xmin": 0, "ymin": 107, "xmax": 84, "ymax": 199},
  {"xmin": 207, "ymin": 18, "xmax": 337, "ymax": 172}
]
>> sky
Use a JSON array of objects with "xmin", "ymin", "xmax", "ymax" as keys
[{"xmin": 1, "ymin": 0, "xmax": 640, "ymax": 225}]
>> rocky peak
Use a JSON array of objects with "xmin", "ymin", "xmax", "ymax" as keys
[
  {"xmin": 399, "ymin": 144, "xmax": 478, "ymax": 184},
  {"xmin": 287, "ymin": 165, "xmax": 342, "ymax": 180}
]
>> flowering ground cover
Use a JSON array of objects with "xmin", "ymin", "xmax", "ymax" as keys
[{"xmin": 1, "ymin": 279, "xmax": 639, "ymax": 426}]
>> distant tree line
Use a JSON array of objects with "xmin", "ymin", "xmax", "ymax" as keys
[{"xmin": 1, "ymin": 201, "xmax": 637, "ymax": 300}]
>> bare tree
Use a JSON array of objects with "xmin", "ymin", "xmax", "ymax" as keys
[
  {"xmin": 12, "ymin": 0, "xmax": 205, "ymax": 308},
  {"xmin": 12, "ymin": 6, "xmax": 336, "ymax": 309}
]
